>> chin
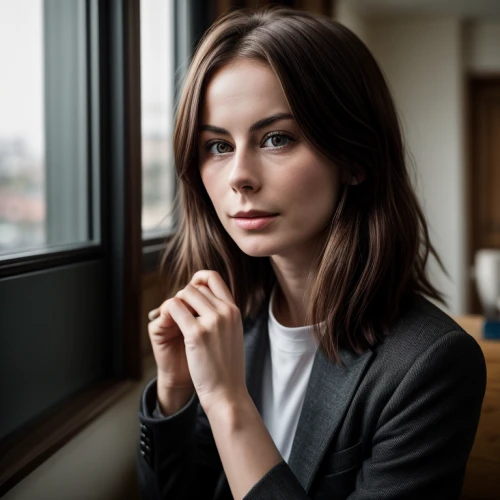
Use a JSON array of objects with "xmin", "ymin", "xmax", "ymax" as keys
[{"xmin": 234, "ymin": 238, "xmax": 278, "ymax": 258}]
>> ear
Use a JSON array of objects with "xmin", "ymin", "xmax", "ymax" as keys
[
  {"xmin": 350, "ymin": 170, "xmax": 366, "ymax": 185},
  {"xmin": 343, "ymin": 167, "xmax": 366, "ymax": 186}
]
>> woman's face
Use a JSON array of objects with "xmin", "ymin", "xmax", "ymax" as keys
[{"xmin": 198, "ymin": 58, "xmax": 343, "ymax": 260}]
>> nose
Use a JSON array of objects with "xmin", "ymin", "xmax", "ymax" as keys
[{"xmin": 228, "ymin": 147, "xmax": 261, "ymax": 194}]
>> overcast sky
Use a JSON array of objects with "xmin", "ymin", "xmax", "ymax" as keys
[
  {"xmin": 0, "ymin": 0, "xmax": 174, "ymax": 163},
  {"xmin": 0, "ymin": 0, "xmax": 44, "ymax": 160}
]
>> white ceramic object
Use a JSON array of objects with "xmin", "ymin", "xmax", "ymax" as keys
[{"xmin": 474, "ymin": 249, "xmax": 500, "ymax": 320}]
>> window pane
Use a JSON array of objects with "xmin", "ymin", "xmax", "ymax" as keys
[
  {"xmin": 141, "ymin": 0, "xmax": 175, "ymax": 236},
  {"xmin": 0, "ymin": 0, "xmax": 93, "ymax": 259},
  {"xmin": 0, "ymin": 1, "xmax": 45, "ymax": 254}
]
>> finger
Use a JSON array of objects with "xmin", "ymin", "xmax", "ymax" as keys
[
  {"xmin": 168, "ymin": 297, "xmax": 202, "ymax": 338},
  {"xmin": 148, "ymin": 308, "xmax": 160, "ymax": 322},
  {"xmin": 192, "ymin": 284, "xmax": 219, "ymax": 307},
  {"xmin": 190, "ymin": 270, "xmax": 234, "ymax": 304},
  {"xmin": 194, "ymin": 284, "xmax": 228, "ymax": 311},
  {"xmin": 155, "ymin": 297, "xmax": 197, "ymax": 328},
  {"xmin": 148, "ymin": 308, "xmax": 182, "ymax": 342},
  {"xmin": 176, "ymin": 284, "xmax": 216, "ymax": 317}
]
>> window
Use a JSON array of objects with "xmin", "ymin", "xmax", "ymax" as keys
[
  {"xmin": 0, "ymin": 1, "xmax": 46, "ymax": 254},
  {"xmin": 0, "ymin": 0, "xmax": 95, "ymax": 257},
  {"xmin": 141, "ymin": 0, "xmax": 175, "ymax": 237},
  {"xmin": 0, "ymin": 0, "xmax": 142, "ymax": 494},
  {"xmin": 0, "ymin": 0, "xmax": 212, "ymax": 494},
  {"xmin": 141, "ymin": 0, "xmax": 213, "ymax": 273}
]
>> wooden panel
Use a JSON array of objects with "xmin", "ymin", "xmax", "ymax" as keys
[
  {"xmin": 461, "ymin": 458, "xmax": 500, "ymax": 500},
  {"xmin": 296, "ymin": 0, "xmax": 332, "ymax": 14},
  {"xmin": 216, "ymin": 0, "xmax": 334, "ymax": 17},
  {"xmin": 453, "ymin": 316, "xmax": 500, "ymax": 498},
  {"xmin": 474, "ymin": 83, "xmax": 500, "ymax": 248}
]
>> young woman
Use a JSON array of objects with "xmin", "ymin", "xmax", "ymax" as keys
[{"xmin": 136, "ymin": 7, "xmax": 486, "ymax": 500}]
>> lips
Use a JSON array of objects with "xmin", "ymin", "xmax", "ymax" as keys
[
  {"xmin": 232, "ymin": 214, "xmax": 278, "ymax": 230},
  {"xmin": 231, "ymin": 210, "xmax": 278, "ymax": 218}
]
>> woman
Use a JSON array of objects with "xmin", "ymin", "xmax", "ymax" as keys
[{"xmin": 136, "ymin": 7, "xmax": 486, "ymax": 500}]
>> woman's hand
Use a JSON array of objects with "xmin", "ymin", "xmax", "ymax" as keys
[
  {"xmin": 166, "ymin": 270, "xmax": 248, "ymax": 417},
  {"xmin": 148, "ymin": 294, "xmax": 195, "ymax": 394}
]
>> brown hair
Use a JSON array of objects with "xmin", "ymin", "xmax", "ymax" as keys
[{"xmin": 159, "ymin": 6, "xmax": 448, "ymax": 364}]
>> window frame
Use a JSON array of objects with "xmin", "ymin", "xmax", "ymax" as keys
[{"xmin": 0, "ymin": 0, "xmax": 142, "ymax": 494}]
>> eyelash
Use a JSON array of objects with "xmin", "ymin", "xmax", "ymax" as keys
[{"xmin": 204, "ymin": 131, "xmax": 295, "ymax": 157}]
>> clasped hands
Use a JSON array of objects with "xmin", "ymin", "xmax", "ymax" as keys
[{"xmin": 148, "ymin": 270, "xmax": 248, "ymax": 418}]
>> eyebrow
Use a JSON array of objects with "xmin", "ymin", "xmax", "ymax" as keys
[{"xmin": 199, "ymin": 112, "xmax": 294, "ymax": 135}]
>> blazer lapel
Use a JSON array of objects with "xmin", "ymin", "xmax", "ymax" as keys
[
  {"xmin": 243, "ymin": 304, "xmax": 270, "ymax": 413},
  {"xmin": 287, "ymin": 345, "xmax": 374, "ymax": 492}
]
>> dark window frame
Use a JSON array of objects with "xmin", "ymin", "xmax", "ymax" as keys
[{"xmin": 0, "ymin": 0, "xmax": 142, "ymax": 494}]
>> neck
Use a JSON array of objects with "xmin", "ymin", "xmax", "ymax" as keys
[
  {"xmin": 270, "ymin": 259, "xmax": 315, "ymax": 328},
  {"xmin": 269, "ymin": 230, "xmax": 328, "ymax": 328}
]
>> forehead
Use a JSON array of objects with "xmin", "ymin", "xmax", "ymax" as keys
[{"xmin": 200, "ymin": 59, "xmax": 290, "ymax": 125}]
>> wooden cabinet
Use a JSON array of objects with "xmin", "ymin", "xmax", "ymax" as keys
[{"xmin": 454, "ymin": 316, "xmax": 500, "ymax": 499}]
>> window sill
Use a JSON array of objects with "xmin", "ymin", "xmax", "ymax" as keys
[{"xmin": 0, "ymin": 377, "xmax": 136, "ymax": 496}]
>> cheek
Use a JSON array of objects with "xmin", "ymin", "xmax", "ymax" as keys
[{"xmin": 285, "ymin": 162, "xmax": 340, "ymax": 217}]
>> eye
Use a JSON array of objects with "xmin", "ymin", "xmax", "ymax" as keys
[
  {"xmin": 206, "ymin": 141, "xmax": 233, "ymax": 155},
  {"xmin": 262, "ymin": 133, "xmax": 293, "ymax": 149}
]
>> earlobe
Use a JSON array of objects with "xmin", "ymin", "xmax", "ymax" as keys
[
  {"xmin": 350, "ymin": 169, "xmax": 366, "ymax": 185},
  {"xmin": 341, "ymin": 167, "xmax": 366, "ymax": 186}
]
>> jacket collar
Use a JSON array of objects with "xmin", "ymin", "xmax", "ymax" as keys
[{"xmin": 243, "ymin": 302, "xmax": 374, "ymax": 493}]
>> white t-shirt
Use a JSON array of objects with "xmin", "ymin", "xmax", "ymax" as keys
[{"xmin": 261, "ymin": 285, "xmax": 320, "ymax": 463}]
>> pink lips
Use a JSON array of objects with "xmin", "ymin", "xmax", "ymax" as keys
[{"xmin": 232, "ymin": 215, "xmax": 278, "ymax": 230}]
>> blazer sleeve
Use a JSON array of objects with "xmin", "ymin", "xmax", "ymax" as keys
[
  {"xmin": 136, "ymin": 377, "xmax": 223, "ymax": 499},
  {"xmin": 244, "ymin": 329, "xmax": 487, "ymax": 500}
]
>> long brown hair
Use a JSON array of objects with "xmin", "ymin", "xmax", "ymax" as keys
[{"xmin": 159, "ymin": 6, "xmax": 448, "ymax": 364}]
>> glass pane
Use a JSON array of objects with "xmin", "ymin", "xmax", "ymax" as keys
[
  {"xmin": 0, "ymin": 0, "xmax": 92, "ymax": 258},
  {"xmin": 141, "ymin": 0, "xmax": 175, "ymax": 236},
  {"xmin": 0, "ymin": 0, "xmax": 45, "ymax": 254}
]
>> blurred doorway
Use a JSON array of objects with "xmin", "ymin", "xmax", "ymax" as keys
[{"xmin": 468, "ymin": 77, "xmax": 500, "ymax": 313}]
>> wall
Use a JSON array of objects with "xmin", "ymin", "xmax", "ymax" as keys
[
  {"xmin": 364, "ymin": 16, "xmax": 466, "ymax": 315},
  {"xmin": 464, "ymin": 20, "xmax": 500, "ymax": 73},
  {"xmin": 334, "ymin": 0, "xmax": 369, "ymax": 44},
  {"xmin": 337, "ymin": 6, "xmax": 500, "ymax": 315}
]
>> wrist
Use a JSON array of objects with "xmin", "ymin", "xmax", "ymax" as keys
[
  {"xmin": 205, "ymin": 389, "xmax": 254, "ymax": 428},
  {"xmin": 156, "ymin": 372, "xmax": 194, "ymax": 393},
  {"xmin": 156, "ymin": 381, "xmax": 195, "ymax": 416}
]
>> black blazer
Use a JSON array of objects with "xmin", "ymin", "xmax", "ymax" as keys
[{"xmin": 136, "ymin": 294, "xmax": 486, "ymax": 499}]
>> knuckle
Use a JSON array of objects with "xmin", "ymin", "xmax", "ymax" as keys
[
  {"xmin": 159, "ymin": 302, "xmax": 169, "ymax": 318},
  {"xmin": 219, "ymin": 302, "xmax": 231, "ymax": 316},
  {"xmin": 208, "ymin": 312, "xmax": 221, "ymax": 327},
  {"xmin": 147, "ymin": 320, "xmax": 160, "ymax": 337},
  {"xmin": 226, "ymin": 303, "xmax": 239, "ymax": 317},
  {"xmin": 189, "ymin": 324, "xmax": 205, "ymax": 340}
]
